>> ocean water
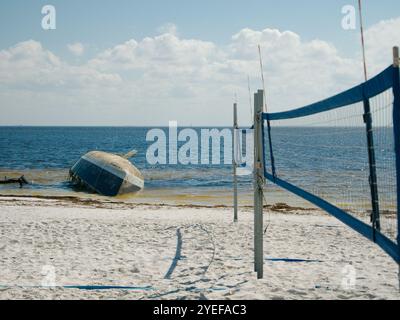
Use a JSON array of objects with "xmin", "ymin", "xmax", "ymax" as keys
[
  {"xmin": 0, "ymin": 126, "xmax": 395, "ymax": 209},
  {"xmin": 267, "ymin": 126, "xmax": 396, "ymax": 213},
  {"xmin": 0, "ymin": 127, "xmax": 254, "ymax": 206}
]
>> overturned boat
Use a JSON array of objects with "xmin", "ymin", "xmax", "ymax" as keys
[{"xmin": 69, "ymin": 150, "xmax": 144, "ymax": 196}]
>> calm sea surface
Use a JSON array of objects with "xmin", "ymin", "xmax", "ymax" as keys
[
  {"xmin": 0, "ymin": 126, "xmax": 395, "ymax": 209},
  {"xmin": 0, "ymin": 127, "xmax": 252, "ymax": 206}
]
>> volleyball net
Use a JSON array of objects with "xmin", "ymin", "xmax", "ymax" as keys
[{"xmin": 261, "ymin": 61, "xmax": 400, "ymax": 263}]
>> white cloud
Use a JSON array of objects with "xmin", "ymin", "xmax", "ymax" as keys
[
  {"xmin": 226, "ymin": 28, "xmax": 360, "ymax": 112},
  {"xmin": 0, "ymin": 40, "xmax": 61, "ymax": 86},
  {"xmin": 157, "ymin": 23, "xmax": 178, "ymax": 36},
  {"xmin": 67, "ymin": 42, "xmax": 85, "ymax": 56},
  {"xmin": 88, "ymin": 34, "xmax": 221, "ymax": 75},
  {"xmin": 365, "ymin": 17, "xmax": 400, "ymax": 74},
  {"xmin": 0, "ymin": 17, "xmax": 399, "ymax": 126},
  {"xmin": 0, "ymin": 40, "xmax": 121, "ymax": 89}
]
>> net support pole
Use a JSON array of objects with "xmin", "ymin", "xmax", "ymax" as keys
[
  {"xmin": 233, "ymin": 103, "xmax": 238, "ymax": 223},
  {"xmin": 359, "ymin": 0, "xmax": 380, "ymax": 237},
  {"xmin": 392, "ymin": 46, "xmax": 400, "ymax": 290},
  {"xmin": 265, "ymin": 116, "xmax": 276, "ymax": 180},
  {"xmin": 253, "ymin": 93, "xmax": 258, "ymax": 272},
  {"xmin": 363, "ymin": 93, "xmax": 381, "ymax": 237},
  {"xmin": 254, "ymin": 90, "xmax": 265, "ymax": 279}
]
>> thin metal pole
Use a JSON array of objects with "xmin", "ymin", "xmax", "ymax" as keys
[
  {"xmin": 266, "ymin": 116, "xmax": 276, "ymax": 180},
  {"xmin": 363, "ymin": 97, "xmax": 381, "ymax": 236},
  {"xmin": 247, "ymin": 76, "xmax": 253, "ymax": 121},
  {"xmin": 233, "ymin": 103, "xmax": 238, "ymax": 223},
  {"xmin": 254, "ymin": 90, "xmax": 264, "ymax": 279},
  {"xmin": 391, "ymin": 46, "xmax": 400, "ymax": 291},
  {"xmin": 258, "ymin": 45, "xmax": 268, "ymax": 113},
  {"xmin": 358, "ymin": 0, "xmax": 380, "ymax": 236},
  {"xmin": 253, "ymin": 92, "xmax": 258, "ymax": 273},
  {"xmin": 358, "ymin": 0, "xmax": 368, "ymax": 81}
]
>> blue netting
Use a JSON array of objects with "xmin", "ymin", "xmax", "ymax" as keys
[{"xmin": 262, "ymin": 66, "xmax": 400, "ymax": 263}]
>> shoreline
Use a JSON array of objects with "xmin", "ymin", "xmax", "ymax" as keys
[{"xmin": 0, "ymin": 194, "xmax": 319, "ymax": 214}]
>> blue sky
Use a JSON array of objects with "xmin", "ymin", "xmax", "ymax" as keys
[
  {"xmin": 1, "ymin": 0, "xmax": 397, "ymax": 57},
  {"xmin": 0, "ymin": 1, "xmax": 399, "ymax": 125}
]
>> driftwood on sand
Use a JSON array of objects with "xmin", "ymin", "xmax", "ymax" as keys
[{"xmin": 0, "ymin": 176, "xmax": 28, "ymax": 188}]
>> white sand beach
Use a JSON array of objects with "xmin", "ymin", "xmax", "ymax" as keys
[{"xmin": 0, "ymin": 196, "xmax": 399, "ymax": 300}]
